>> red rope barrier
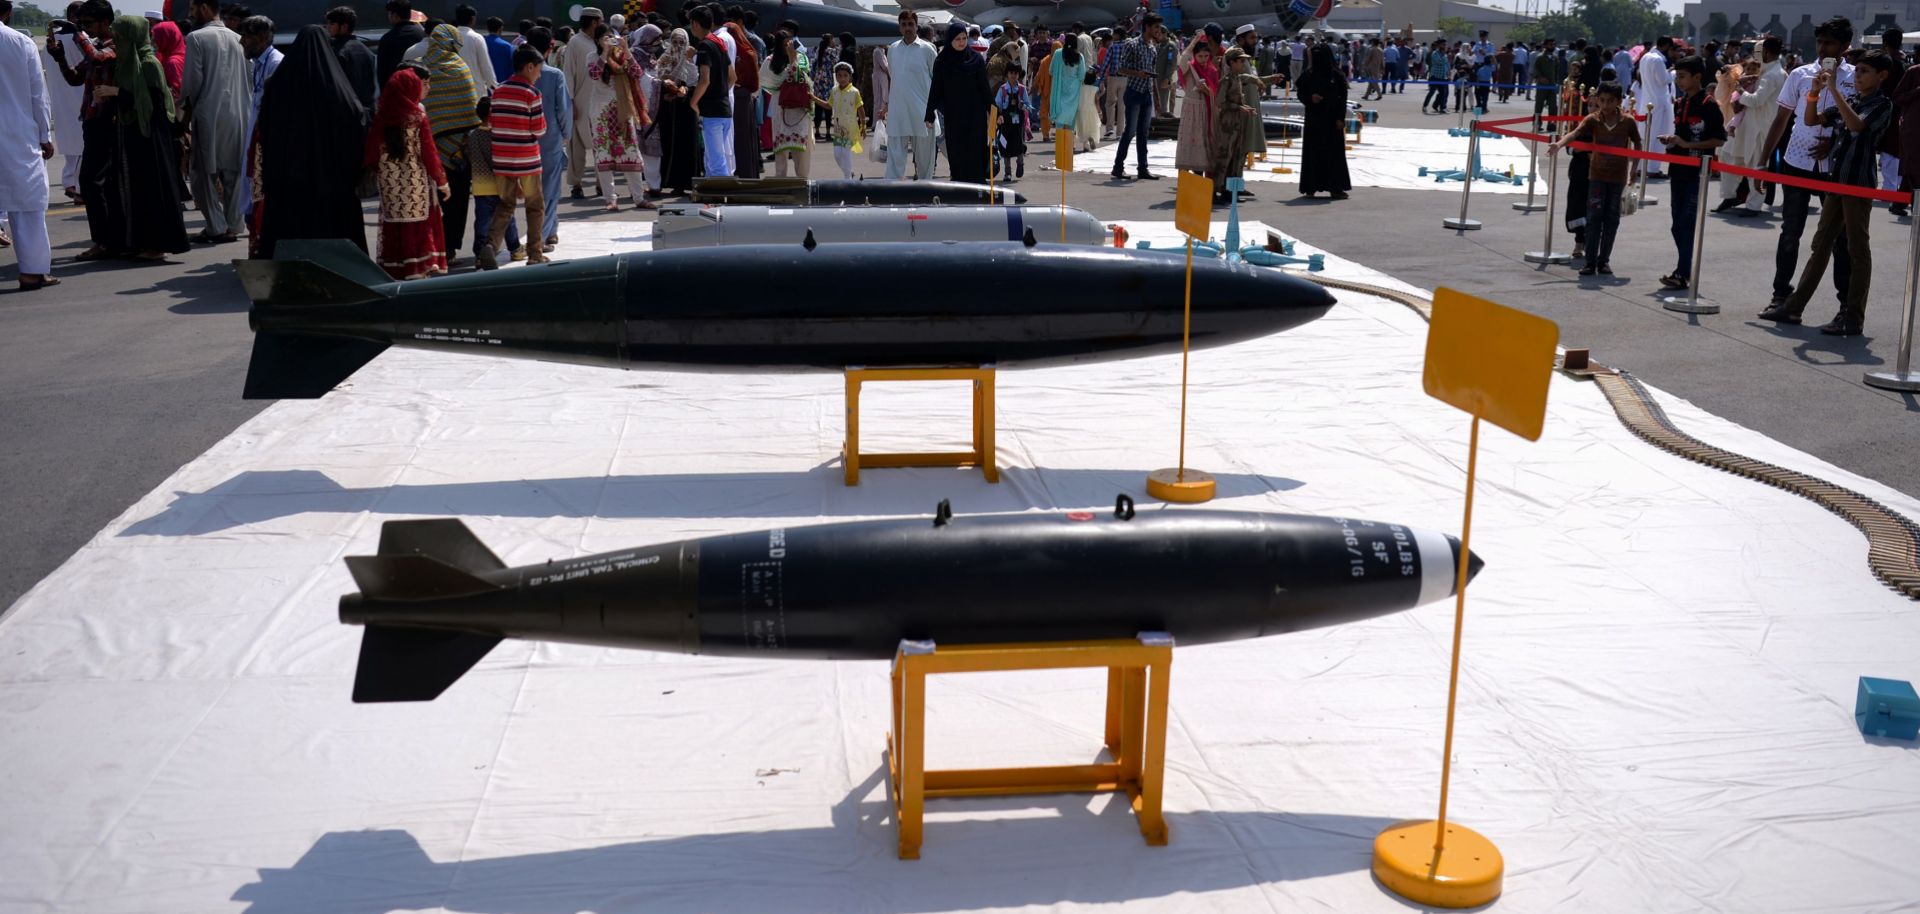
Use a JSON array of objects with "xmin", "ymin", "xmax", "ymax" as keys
[
  {"xmin": 1481, "ymin": 124, "xmax": 1550, "ymax": 143},
  {"xmin": 1455, "ymin": 113, "xmax": 1905, "ymax": 204},
  {"xmin": 1475, "ymin": 115, "xmax": 1537, "ymax": 129},
  {"xmin": 1564, "ymin": 140, "xmax": 1701, "ymax": 168},
  {"xmin": 1709, "ymin": 161, "xmax": 1908, "ymax": 205}
]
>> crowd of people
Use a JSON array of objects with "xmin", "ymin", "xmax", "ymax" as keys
[
  {"xmin": 0, "ymin": 1, "xmax": 1914, "ymax": 338},
  {"xmin": 0, "ymin": 1, "xmax": 1373, "ymax": 290},
  {"xmin": 1513, "ymin": 17, "xmax": 1911, "ymax": 337}
]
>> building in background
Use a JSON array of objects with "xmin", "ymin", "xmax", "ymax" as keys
[
  {"xmin": 1324, "ymin": 0, "xmax": 1538, "ymax": 44},
  {"xmin": 1679, "ymin": 2, "xmax": 1920, "ymax": 54}
]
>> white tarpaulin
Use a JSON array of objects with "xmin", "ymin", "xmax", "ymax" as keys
[
  {"xmin": 4, "ymin": 221, "xmax": 1919, "ymax": 914},
  {"xmin": 1067, "ymin": 126, "xmax": 1543, "ymax": 194}
]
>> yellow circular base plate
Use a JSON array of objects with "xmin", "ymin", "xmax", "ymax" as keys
[
  {"xmin": 1146, "ymin": 468, "xmax": 1217, "ymax": 503},
  {"xmin": 1372, "ymin": 820, "xmax": 1503, "ymax": 909}
]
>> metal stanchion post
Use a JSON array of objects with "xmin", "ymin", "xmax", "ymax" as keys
[
  {"xmin": 1513, "ymin": 133, "xmax": 1544, "ymax": 212},
  {"xmin": 1524, "ymin": 146, "xmax": 1570, "ymax": 263},
  {"xmin": 1444, "ymin": 118, "xmax": 1483, "ymax": 231},
  {"xmin": 1661, "ymin": 154, "xmax": 1719, "ymax": 314},
  {"xmin": 1637, "ymin": 103, "xmax": 1658, "ymax": 207},
  {"xmin": 1865, "ymin": 188, "xmax": 1920, "ymax": 391}
]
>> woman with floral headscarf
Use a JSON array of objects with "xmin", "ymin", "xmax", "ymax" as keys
[
  {"xmin": 655, "ymin": 27, "xmax": 700, "ymax": 194},
  {"xmin": 363, "ymin": 69, "xmax": 449, "ymax": 279},
  {"xmin": 763, "ymin": 29, "xmax": 813, "ymax": 177},
  {"xmin": 584, "ymin": 23, "xmax": 652, "ymax": 210},
  {"xmin": 422, "ymin": 23, "xmax": 480, "ymax": 259},
  {"xmin": 87, "ymin": 15, "xmax": 189, "ymax": 260},
  {"xmin": 631, "ymin": 23, "xmax": 667, "ymax": 196}
]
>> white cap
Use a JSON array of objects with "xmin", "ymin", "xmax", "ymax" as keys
[
  {"xmin": 608, "ymin": 13, "xmax": 625, "ymax": 27},
  {"xmin": 1235, "ymin": 23, "xmax": 1257, "ymax": 36},
  {"xmin": 144, "ymin": 9, "xmax": 163, "ymax": 18}
]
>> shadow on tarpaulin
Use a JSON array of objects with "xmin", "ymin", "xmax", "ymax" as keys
[
  {"xmin": 231, "ymin": 763, "xmax": 1398, "ymax": 914},
  {"xmin": 119, "ymin": 466, "xmax": 1306, "ymax": 536}
]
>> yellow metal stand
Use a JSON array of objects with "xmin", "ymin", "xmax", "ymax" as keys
[
  {"xmin": 843, "ymin": 366, "xmax": 998, "ymax": 486},
  {"xmin": 887, "ymin": 636, "xmax": 1173, "ymax": 860}
]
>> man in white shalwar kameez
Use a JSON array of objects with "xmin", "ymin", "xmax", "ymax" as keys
[
  {"xmin": 879, "ymin": 11, "xmax": 936, "ymax": 180},
  {"xmin": 182, "ymin": 0, "xmax": 249, "ymax": 241},
  {"xmin": 1723, "ymin": 38, "xmax": 1785, "ymax": 214},
  {"xmin": 38, "ymin": 6, "xmax": 84, "ymax": 197},
  {"xmin": 452, "ymin": 4, "xmax": 497, "ymax": 95},
  {"xmin": 2, "ymin": 0, "xmax": 56, "ymax": 289},
  {"xmin": 1637, "ymin": 37, "xmax": 1673, "ymax": 177},
  {"xmin": 561, "ymin": 7, "xmax": 603, "ymax": 196}
]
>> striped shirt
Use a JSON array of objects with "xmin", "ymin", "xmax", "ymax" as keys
[{"xmin": 488, "ymin": 76, "xmax": 545, "ymax": 178}]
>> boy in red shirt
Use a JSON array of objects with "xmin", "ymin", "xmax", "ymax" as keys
[{"xmin": 480, "ymin": 47, "xmax": 547, "ymax": 269}]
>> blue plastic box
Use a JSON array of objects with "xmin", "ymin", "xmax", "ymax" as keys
[{"xmin": 1855, "ymin": 677, "xmax": 1920, "ymax": 740}]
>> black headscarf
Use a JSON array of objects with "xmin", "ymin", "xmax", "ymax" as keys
[
  {"xmin": 940, "ymin": 21, "xmax": 980, "ymax": 71},
  {"xmin": 1308, "ymin": 43, "xmax": 1343, "ymax": 85},
  {"xmin": 258, "ymin": 26, "xmax": 370, "ymax": 227},
  {"xmin": 838, "ymin": 31, "xmax": 858, "ymax": 81},
  {"xmin": 942, "ymin": 22, "xmax": 968, "ymax": 54}
]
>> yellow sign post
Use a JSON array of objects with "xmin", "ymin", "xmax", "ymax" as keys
[
  {"xmin": 988, "ymin": 108, "xmax": 999, "ymax": 194},
  {"xmin": 1372, "ymin": 288, "xmax": 1557, "ymax": 909},
  {"xmin": 1055, "ymin": 129, "xmax": 1073, "ymax": 241},
  {"xmin": 1146, "ymin": 170, "xmax": 1219, "ymax": 504}
]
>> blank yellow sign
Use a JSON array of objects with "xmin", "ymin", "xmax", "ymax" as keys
[
  {"xmin": 1055, "ymin": 129, "xmax": 1073, "ymax": 172},
  {"xmin": 1175, "ymin": 170, "xmax": 1211, "ymax": 240},
  {"xmin": 1423, "ymin": 288, "xmax": 1558, "ymax": 441}
]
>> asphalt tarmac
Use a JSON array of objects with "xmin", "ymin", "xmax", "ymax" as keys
[{"xmin": 3, "ymin": 86, "xmax": 1917, "ymax": 614}]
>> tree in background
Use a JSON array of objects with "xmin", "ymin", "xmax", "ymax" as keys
[
  {"xmin": 1703, "ymin": 11, "xmax": 1730, "ymax": 42},
  {"xmin": 1511, "ymin": 12, "xmax": 1593, "ymax": 46},
  {"xmin": 1436, "ymin": 15, "xmax": 1471, "ymax": 41},
  {"xmin": 13, "ymin": 1, "xmax": 51, "ymax": 29},
  {"xmin": 1574, "ymin": 0, "xmax": 1674, "ymax": 47}
]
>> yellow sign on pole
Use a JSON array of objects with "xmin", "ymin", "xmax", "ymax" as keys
[
  {"xmin": 1174, "ymin": 170, "xmax": 1212, "ymax": 241},
  {"xmin": 1375, "ymin": 287, "xmax": 1556, "ymax": 910},
  {"xmin": 1146, "ymin": 167, "xmax": 1222, "ymax": 505},
  {"xmin": 1422, "ymin": 288, "xmax": 1559, "ymax": 441},
  {"xmin": 1054, "ymin": 128, "xmax": 1073, "ymax": 172},
  {"xmin": 988, "ymin": 109, "xmax": 999, "ymax": 191}
]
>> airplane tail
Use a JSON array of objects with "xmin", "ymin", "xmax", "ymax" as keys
[
  {"xmin": 235, "ymin": 240, "xmax": 394, "ymax": 400},
  {"xmin": 342, "ymin": 520, "xmax": 509, "ymax": 703}
]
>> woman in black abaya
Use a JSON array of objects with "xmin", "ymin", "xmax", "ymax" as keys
[
  {"xmin": 99, "ymin": 15, "xmax": 190, "ymax": 259},
  {"xmin": 925, "ymin": 22, "xmax": 992, "ymax": 185},
  {"xmin": 1294, "ymin": 44, "xmax": 1352, "ymax": 200},
  {"xmin": 254, "ymin": 25, "xmax": 370, "ymax": 258}
]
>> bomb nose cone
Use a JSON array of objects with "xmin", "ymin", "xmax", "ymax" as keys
[
  {"xmin": 1444, "ymin": 535, "xmax": 1486, "ymax": 594},
  {"xmin": 340, "ymin": 592, "xmax": 366, "ymax": 624}
]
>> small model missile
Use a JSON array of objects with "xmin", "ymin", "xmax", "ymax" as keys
[
  {"xmin": 690, "ymin": 176, "xmax": 1025, "ymax": 206},
  {"xmin": 235, "ymin": 239, "xmax": 1334, "ymax": 400},
  {"xmin": 340, "ymin": 500, "xmax": 1483, "ymax": 702},
  {"xmin": 652, "ymin": 203, "xmax": 1112, "ymax": 248}
]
